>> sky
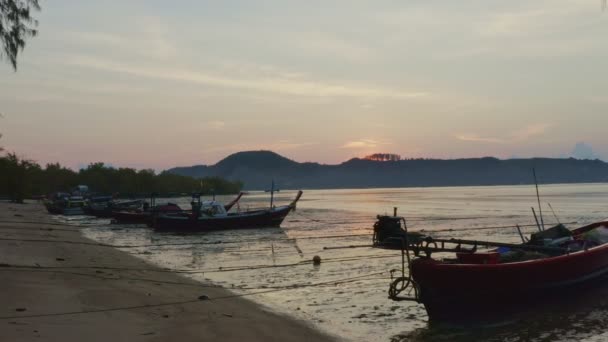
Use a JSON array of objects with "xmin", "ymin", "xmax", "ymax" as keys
[{"xmin": 1, "ymin": 0, "xmax": 607, "ymax": 170}]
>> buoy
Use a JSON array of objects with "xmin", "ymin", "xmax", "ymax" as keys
[{"xmin": 312, "ymin": 255, "xmax": 321, "ymax": 265}]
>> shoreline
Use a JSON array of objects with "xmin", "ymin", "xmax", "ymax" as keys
[{"xmin": 0, "ymin": 202, "xmax": 336, "ymax": 341}]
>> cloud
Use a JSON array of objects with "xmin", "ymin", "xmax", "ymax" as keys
[
  {"xmin": 455, "ymin": 134, "xmax": 505, "ymax": 143},
  {"xmin": 206, "ymin": 141, "xmax": 319, "ymax": 154},
  {"xmin": 511, "ymin": 123, "xmax": 552, "ymax": 141},
  {"xmin": 480, "ymin": 9, "xmax": 550, "ymax": 38},
  {"xmin": 423, "ymin": 3, "xmax": 605, "ymax": 61},
  {"xmin": 456, "ymin": 123, "xmax": 552, "ymax": 144},
  {"xmin": 66, "ymin": 55, "xmax": 429, "ymax": 99},
  {"xmin": 586, "ymin": 95, "xmax": 608, "ymax": 104},
  {"xmin": 283, "ymin": 31, "xmax": 376, "ymax": 63},
  {"xmin": 63, "ymin": 16, "xmax": 177, "ymax": 61},
  {"xmin": 570, "ymin": 142, "xmax": 599, "ymax": 160},
  {"xmin": 341, "ymin": 139, "xmax": 391, "ymax": 149},
  {"xmin": 208, "ymin": 121, "xmax": 225, "ymax": 130}
]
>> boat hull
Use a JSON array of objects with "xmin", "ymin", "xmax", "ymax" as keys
[
  {"xmin": 84, "ymin": 206, "xmax": 114, "ymax": 218},
  {"xmin": 412, "ymin": 240, "xmax": 608, "ymax": 324},
  {"xmin": 44, "ymin": 203, "xmax": 63, "ymax": 215},
  {"xmin": 153, "ymin": 206, "xmax": 293, "ymax": 232},
  {"xmin": 44, "ymin": 202, "xmax": 85, "ymax": 215},
  {"xmin": 111, "ymin": 203, "xmax": 183, "ymax": 225},
  {"xmin": 111, "ymin": 211, "xmax": 151, "ymax": 224}
]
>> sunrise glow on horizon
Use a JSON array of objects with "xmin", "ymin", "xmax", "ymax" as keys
[{"xmin": 1, "ymin": 1, "xmax": 607, "ymax": 170}]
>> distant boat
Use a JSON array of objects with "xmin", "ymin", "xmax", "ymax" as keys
[
  {"xmin": 151, "ymin": 191, "xmax": 302, "ymax": 232},
  {"xmin": 84, "ymin": 197, "xmax": 143, "ymax": 218},
  {"xmin": 43, "ymin": 193, "xmax": 86, "ymax": 215},
  {"xmin": 112, "ymin": 192, "xmax": 245, "ymax": 225}
]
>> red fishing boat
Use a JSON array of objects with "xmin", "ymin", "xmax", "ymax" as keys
[{"xmin": 374, "ymin": 215, "xmax": 608, "ymax": 324}]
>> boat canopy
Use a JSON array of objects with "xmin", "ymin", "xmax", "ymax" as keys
[{"xmin": 199, "ymin": 201, "xmax": 228, "ymax": 217}]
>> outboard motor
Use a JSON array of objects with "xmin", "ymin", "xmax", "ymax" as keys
[
  {"xmin": 373, "ymin": 215, "xmax": 407, "ymax": 247},
  {"xmin": 190, "ymin": 193, "xmax": 202, "ymax": 219}
]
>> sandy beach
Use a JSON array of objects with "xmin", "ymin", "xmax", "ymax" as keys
[{"xmin": 0, "ymin": 202, "xmax": 335, "ymax": 342}]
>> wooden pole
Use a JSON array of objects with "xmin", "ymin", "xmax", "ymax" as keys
[
  {"xmin": 323, "ymin": 244, "xmax": 374, "ymax": 250},
  {"xmin": 324, "ymin": 237, "xmax": 566, "ymax": 254},
  {"xmin": 270, "ymin": 180, "xmax": 275, "ymax": 208},
  {"xmin": 531, "ymin": 207, "xmax": 542, "ymax": 232},
  {"xmin": 432, "ymin": 237, "xmax": 566, "ymax": 253},
  {"xmin": 533, "ymin": 168, "xmax": 545, "ymax": 230},
  {"xmin": 548, "ymin": 203, "xmax": 561, "ymax": 224},
  {"xmin": 516, "ymin": 224, "xmax": 526, "ymax": 243}
]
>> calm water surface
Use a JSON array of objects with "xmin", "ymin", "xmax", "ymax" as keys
[{"xmin": 64, "ymin": 184, "xmax": 608, "ymax": 341}]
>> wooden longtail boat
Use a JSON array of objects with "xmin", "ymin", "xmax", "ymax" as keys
[
  {"xmin": 152, "ymin": 191, "xmax": 302, "ymax": 232},
  {"xmin": 84, "ymin": 198, "xmax": 143, "ymax": 218},
  {"xmin": 43, "ymin": 193, "xmax": 87, "ymax": 215},
  {"xmin": 111, "ymin": 203, "xmax": 182, "ymax": 224},
  {"xmin": 374, "ymin": 215, "xmax": 608, "ymax": 324},
  {"xmin": 111, "ymin": 192, "xmax": 245, "ymax": 225}
]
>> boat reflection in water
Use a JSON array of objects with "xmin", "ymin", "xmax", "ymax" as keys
[{"xmin": 392, "ymin": 275, "xmax": 608, "ymax": 341}]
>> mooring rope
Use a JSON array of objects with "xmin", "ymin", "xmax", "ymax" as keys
[
  {"xmin": 0, "ymin": 251, "xmax": 401, "ymax": 275},
  {"xmin": 0, "ymin": 270, "xmax": 389, "ymax": 320},
  {"xmin": 0, "ymin": 220, "xmax": 579, "ymax": 251}
]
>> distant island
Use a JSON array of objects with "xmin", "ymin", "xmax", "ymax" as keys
[{"xmin": 167, "ymin": 151, "xmax": 608, "ymax": 190}]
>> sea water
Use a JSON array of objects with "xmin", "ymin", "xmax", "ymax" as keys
[{"xmin": 71, "ymin": 184, "xmax": 608, "ymax": 341}]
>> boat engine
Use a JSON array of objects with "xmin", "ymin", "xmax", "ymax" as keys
[{"xmin": 373, "ymin": 215, "xmax": 406, "ymax": 245}]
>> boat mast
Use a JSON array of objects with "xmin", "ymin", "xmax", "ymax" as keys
[
  {"xmin": 548, "ymin": 203, "xmax": 561, "ymax": 224},
  {"xmin": 533, "ymin": 168, "xmax": 545, "ymax": 231},
  {"xmin": 270, "ymin": 179, "xmax": 275, "ymax": 208}
]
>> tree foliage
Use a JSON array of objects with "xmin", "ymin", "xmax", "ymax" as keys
[
  {"xmin": 0, "ymin": 152, "xmax": 38, "ymax": 202},
  {"xmin": 364, "ymin": 153, "xmax": 402, "ymax": 162},
  {"xmin": 0, "ymin": 0, "xmax": 40, "ymax": 70},
  {"xmin": 0, "ymin": 154, "xmax": 243, "ymax": 201}
]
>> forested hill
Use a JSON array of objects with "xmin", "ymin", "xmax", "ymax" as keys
[{"xmin": 168, "ymin": 151, "xmax": 608, "ymax": 190}]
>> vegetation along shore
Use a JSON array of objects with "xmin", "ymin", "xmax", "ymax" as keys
[{"xmin": 0, "ymin": 153, "xmax": 243, "ymax": 203}]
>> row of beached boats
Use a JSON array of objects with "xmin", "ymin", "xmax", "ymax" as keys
[
  {"xmin": 44, "ymin": 182, "xmax": 608, "ymax": 326},
  {"xmin": 43, "ymin": 191, "xmax": 303, "ymax": 232}
]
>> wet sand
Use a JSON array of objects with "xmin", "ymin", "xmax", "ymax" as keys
[
  {"xmin": 0, "ymin": 202, "xmax": 335, "ymax": 342},
  {"xmin": 78, "ymin": 186, "xmax": 608, "ymax": 341}
]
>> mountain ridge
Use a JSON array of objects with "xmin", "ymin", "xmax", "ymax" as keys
[{"xmin": 167, "ymin": 151, "xmax": 608, "ymax": 190}]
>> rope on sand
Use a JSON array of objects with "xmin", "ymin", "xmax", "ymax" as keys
[
  {"xmin": 0, "ymin": 253, "xmax": 401, "ymax": 275},
  {"xmin": 0, "ymin": 221, "xmax": 578, "ymax": 250},
  {"xmin": 0, "ymin": 220, "xmax": 80, "ymax": 228},
  {"xmin": 0, "ymin": 271, "xmax": 388, "ymax": 320},
  {"xmin": 1, "ymin": 268, "xmax": 224, "ymax": 288}
]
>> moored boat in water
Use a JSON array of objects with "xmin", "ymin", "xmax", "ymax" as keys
[
  {"xmin": 43, "ymin": 193, "xmax": 87, "ymax": 215},
  {"xmin": 111, "ymin": 192, "xmax": 245, "ymax": 225},
  {"xmin": 373, "ymin": 214, "xmax": 608, "ymax": 324},
  {"xmin": 85, "ymin": 197, "xmax": 143, "ymax": 218},
  {"xmin": 111, "ymin": 202, "xmax": 181, "ymax": 225},
  {"xmin": 152, "ymin": 190, "xmax": 302, "ymax": 232}
]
